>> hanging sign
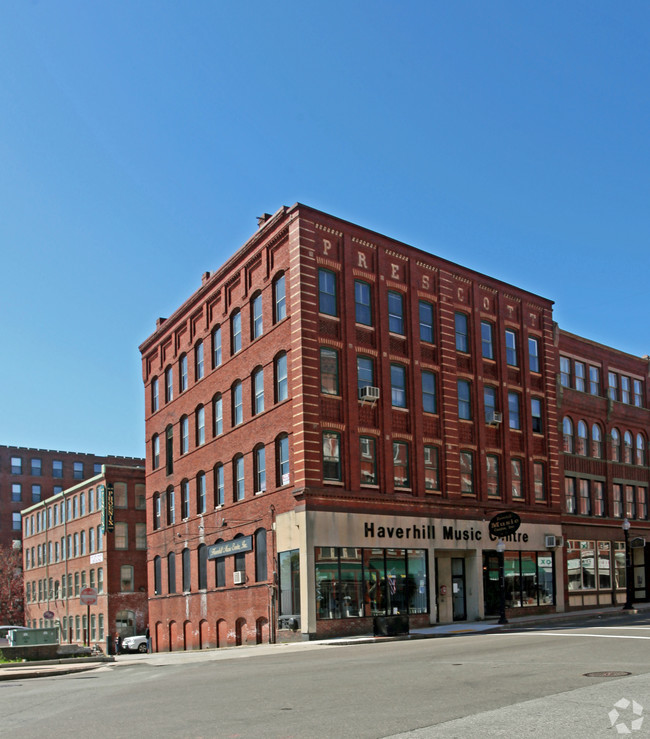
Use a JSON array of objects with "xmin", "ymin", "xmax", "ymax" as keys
[{"xmin": 489, "ymin": 511, "xmax": 521, "ymax": 538}]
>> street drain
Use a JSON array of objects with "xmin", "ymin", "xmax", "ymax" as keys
[{"xmin": 583, "ymin": 671, "xmax": 631, "ymax": 678}]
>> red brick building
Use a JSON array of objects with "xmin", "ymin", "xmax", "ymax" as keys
[
  {"xmin": 22, "ymin": 464, "xmax": 147, "ymax": 648},
  {"xmin": 0, "ymin": 446, "xmax": 142, "ymax": 549},
  {"xmin": 558, "ymin": 330, "xmax": 650, "ymax": 609},
  {"xmin": 140, "ymin": 204, "xmax": 566, "ymax": 648}
]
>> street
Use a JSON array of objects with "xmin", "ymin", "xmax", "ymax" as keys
[{"xmin": 2, "ymin": 614, "xmax": 650, "ymax": 738}]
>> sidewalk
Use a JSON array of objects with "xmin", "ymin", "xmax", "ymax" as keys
[{"xmin": 2, "ymin": 601, "xmax": 648, "ymax": 680}]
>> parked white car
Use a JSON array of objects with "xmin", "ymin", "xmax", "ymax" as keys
[{"xmin": 120, "ymin": 634, "xmax": 148, "ymax": 653}]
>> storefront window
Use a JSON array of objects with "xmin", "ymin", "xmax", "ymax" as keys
[
  {"xmin": 598, "ymin": 542, "xmax": 611, "ymax": 589},
  {"xmin": 278, "ymin": 549, "xmax": 300, "ymax": 617},
  {"xmin": 567, "ymin": 540, "xmax": 622, "ymax": 592},
  {"xmin": 614, "ymin": 543, "xmax": 627, "ymax": 590},
  {"xmin": 486, "ymin": 550, "xmax": 555, "ymax": 611},
  {"xmin": 316, "ymin": 547, "xmax": 428, "ymax": 620}
]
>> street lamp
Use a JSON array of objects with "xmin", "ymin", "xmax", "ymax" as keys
[
  {"xmin": 496, "ymin": 538, "xmax": 508, "ymax": 625},
  {"xmin": 622, "ymin": 518, "xmax": 634, "ymax": 611}
]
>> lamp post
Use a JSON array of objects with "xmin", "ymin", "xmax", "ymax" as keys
[
  {"xmin": 496, "ymin": 538, "xmax": 508, "ymax": 625},
  {"xmin": 622, "ymin": 518, "xmax": 634, "ymax": 611}
]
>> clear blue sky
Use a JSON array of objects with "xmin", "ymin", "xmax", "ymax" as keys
[{"xmin": 1, "ymin": 2, "xmax": 648, "ymax": 458}]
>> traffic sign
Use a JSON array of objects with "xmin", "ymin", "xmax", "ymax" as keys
[{"xmin": 80, "ymin": 587, "xmax": 98, "ymax": 605}]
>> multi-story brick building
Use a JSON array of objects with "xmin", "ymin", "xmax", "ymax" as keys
[
  {"xmin": 22, "ymin": 464, "xmax": 147, "ymax": 648},
  {"xmin": 558, "ymin": 330, "xmax": 650, "ymax": 609},
  {"xmin": 140, "ymin": 204, "xmax": 566, "ymax": 648},
  {"xmin": 0, "ymin": 446, "xmax": 143, "ymax": 549}
]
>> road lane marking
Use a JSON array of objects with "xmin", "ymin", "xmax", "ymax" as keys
[{"xmin": 507, "ymin": 632, "xmax": 650, "ymax": 640}]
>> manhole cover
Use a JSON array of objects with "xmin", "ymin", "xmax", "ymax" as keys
[{"xmin": 583, "ymin": 671, "xmax": 631, "ymax": 678}]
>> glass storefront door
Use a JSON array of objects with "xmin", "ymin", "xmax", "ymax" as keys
[{"xmin": 452, "ymin": 558, "xmax": 466, "ymax": 621}]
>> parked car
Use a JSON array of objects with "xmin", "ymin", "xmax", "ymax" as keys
[
  {"xmin": 120, "ymin": 634, "xmax": 148, "ymax": 653},
  {"xmin": 0, "ymin": 625, "xmax": 28, "ymax": 647}
]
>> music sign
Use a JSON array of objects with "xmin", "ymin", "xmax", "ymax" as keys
[{"xmin": 488, "ymin": 511, "xmax": 521, "ymax": 538}]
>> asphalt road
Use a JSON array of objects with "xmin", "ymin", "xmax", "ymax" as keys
[{"xmin": 2, "ymin": 614, "xmax": 650, "ymax": 738}]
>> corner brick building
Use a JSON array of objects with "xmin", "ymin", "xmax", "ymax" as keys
[
  {"xmin": 22, "ymin": 464, "xmax": 147, "ymax": 647},
  {"xmin": 140, "ymin": 204, "xmax": 572, "ymax": 649},
  {"xmin": 0, "ymin": 446, "xmax": 143, "ymax": 550}
]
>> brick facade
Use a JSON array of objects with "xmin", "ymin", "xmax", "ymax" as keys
[{"xmin": 22, "ymin": 465, "xmax": 147, "ymax": 648}]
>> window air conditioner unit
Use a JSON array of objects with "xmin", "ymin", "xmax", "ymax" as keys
[
  {"xmin": 359, "ymin": 386, "xmax": 380, "ymax": 402},
  {"xmin": 487, "ymin": 411, "xmax": 503, "ymax": 425},
  {"xmin": 545, "ymin": 534, "xmax": 562, "ymax": 548},
  {"xmin": 233, "ymin": 571, "xmax": 244, "ymax": 585}
]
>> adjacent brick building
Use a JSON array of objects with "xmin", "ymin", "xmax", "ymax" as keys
[
  {"xmin": 0, "ymin": 446, "xmax": 142, "ymax": 549},
  {"xmin": 22, "ymin": 464, "xmax": 147, "ymax": 648},
  {"xmin": 558, "ymin": 330, "xmax": 650, "ymax": 609},
  {"xmin": 140, "ymin": 204, "xmax": 569, "ymax": 648}
]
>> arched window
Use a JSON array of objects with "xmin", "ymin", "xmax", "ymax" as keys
[
  {"xmin": 636, "ymin": 434, "xmax": 646, "ymax": 466},
  {"xmin": 196, "ymin": 471, "xmax": 206, "ymax": 514},
  {"xmin": 624, "ymin": 431, "xmax": 633, "ymax": 464},
  {"xmin": 152, "ymin": 434, "xmax": 160, "ymax": 469},
  {"xmin": 254, "ymin": 444, "xmax": 266, "ymax": 494},
  {"xmin": 255, "ymin": 528, "xmax": 267, "ymax": 582},
  {"xmin": 213, "ymin": 394, "xmax": 223, "ymax": 436},
  {"xmin": 273, "ymin": 273, "xmax": 286, "ymax": 323},
  {"xmin": 233, "ymin": 455, "xmax": 245, "ymax": 501},
  {"xmin": 167, "ymin": 552, "xmax": 176, "ymax": 594},
  {"xmin": 214, "ymin": 463, "xmax": 224, "ymax": 507},
  {"xmin": 563, "ymin": 417, "xmax": 574, "ymax": 454},
  {"xmin": 212, "ymin": 325, "xmax": 222, "ymax": 368},
  {"xmin": 196, "ymin": 405, "xmax": 205, "ymax": 446},
  {"xmin": 180, "ymin": 415, "xmax": 189, "ymax": 454},
  {"xmin": 252, "ymin": 367, "xmax": 264, "ymax": 415},
  {"xmin": 251, "ymin": 292, "xmax": 263, "ymax": 339},
  {"xmin": 232, "ymin": 381, "xmax": 243, "ymax": 425},
  {"xmin": 195, "ymin": 340, "xmax": 204, "ymax": 380},
  {"xmin": 275, "ymin": 352, "xmax": 288, "ymax": 402},
  {"xmin": 591, "ymin": 424, "xmax": 602, "ymax": 458},
  {"xmin": 165, "ymin": 366, "xmax": 173, "ymax": 403},
  {"xmin": 231, "ymin": 310, "xmax": 242, "ymax": 355},
  {"xmin": 611, "ymin": 428, "xmax": 621, "ymax": 462},
  {"xmin": 165, "ymin": 425, "xmax": 174, "ymax": 475},
  {"xmin": 197, "ymin": 544, "xmax": 208, "ymax": 590},
  {"xmin": 577, "ymin": 421, "xmax": 588, "ymax": 456},
  {"xmin": 154, "ymin": 556, "xmax": 162, "ymax": 595},
  {"xmin": 166, "ymin": 486, "xmax": 175, "ymax": 525},
  {"xmin": 182, "ymin": 548, "xmax": 191, "ymax": 592},
  {"xmin": 181, "ymin": 479, "xmax": 190, "ymax": 519},
  {"xmin": 179, "ymin": 353, "xmax": 188, "ymax": 392},
  {"xmin": 151, "ymin": 377, "xmax": 159, "ymax": 412},
  {"xmin": 234, "ymin": 533, "xmax": 246, "ymax": 576},
  {"xmin": 153, "ymin": 493, "xmax": 161, "ymax": 530},
  {"xmin": 276, "ymin": 433, "xmax": 290, "ymax": 487},
  {"xmin": 214, "ymin": 539, "xmax": 225, "ymax": 588}
]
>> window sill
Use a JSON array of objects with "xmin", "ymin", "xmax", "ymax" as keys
[
  {"xmin": 360, "ymin": 484, "xmax": 379, "ymax": 489},
  {"xmin": 324, "ymin": 480, "xmax": 344, "ymax": 486}
]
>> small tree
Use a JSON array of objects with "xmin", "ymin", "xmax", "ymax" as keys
[{"xmin": 0, "ymin": 546, "xmax": 24, "ymax": 625}]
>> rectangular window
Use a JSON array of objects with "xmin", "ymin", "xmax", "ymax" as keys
[
  {"xmin": 625, "ymin": 485, "xmax": 636, "ymax": 519},
  {"xmin": 457, "ymin": 379, "xmax": 471, "ymax": 420},
  {"xmin": 31, "ymin": 458, "xmax": 42, "ymax": 476},
  {"xmin": 355, "ymin": 280, "xmax": 372, "ymax": 326},
  {"xmin": 511, "ymin": 459, "xmax": 523, "ymax": 499},
  {"xmin": 484, "ymin": 386, "xmax": 497, "ymax": 424},
  {"xmin": 11, "ymin": 456, "xmax": 22, "ymax": 474},
  {"xmin": 608, "ymin": 372, "xmax": 618, "ymax": 401},
  {"xmin": 531, "ymin": 398, "xmax": 543, "ymax": 433},
  {"xmin": 320, "ymin": 347, "xmax": 339, "ymax": 395},
  {"xmin": 486, "ymin": 455, "xmax": 499, "ymax": 498},
  {"xmin": 387, "ymin": 291, "xmax": 404, "ymax": 334},
  {"xmin": 505, "ymin": 330, "xmax": 518, "ymax": 366},
  {"xmin": 508, "ymin": 392, "xmax": 521, "ymax": 430},
  {"xmin": 593, "ymin": 482, "xmax": 605, "ymax": 517},
  {"xmin": 613, "ymin": 484, "xmax": 623, "ymax": 518},
  {"xmin": 455, "ymin": 313, "xmax": 469, "ymax": 353},
  {"xmin": 589, "ymin": 366, "xmax": 600, "ymax": 395},
  {"xmin": 574, "ymin": 362, "xmax": 586, "ymax": 392},
  {"xmin": 579, "ymin": 479, "xmax": 591, "ymax": 515},
  {"xmin": 565, "ymin": 477, "xmax": 576, "ymax": 514},
  {"xmin": 422, "ymin": 371, "xmax": 437, "ymax": 414},
  {"xmin": 621, "ymin": 376, "xmax": 631, "ymax": 404},
  {"xmin": 318, "ymin": 269, "xmax": 337, "ymax": 316},
  {"xmin": 323, "ymin": 431, "xmax": 342, "ymax": 481},
  {"xmin": 460, "ymin": 451, "xmax": 474, "ymax": 494},
  {"xmin": 528, "ymin": 337, "xmax": 540, "ymax": 373},
  {"xmin": 114, "ymin": 522, "xmax": 128, "ymax": 550},
  {"xmin": 114, "ymin": 482, "xmax": 127, "ymax": 508},
  {"xmin": 534, "ymin": 462, "xmax": 546, "ymax": 501},
  {"xmin": 357, "ymin": 356, "xmax": 374, "ymax": 391},
  {"xmin": 560, "ymin": 357, "xmax": 571, "ymax": 388},
  {"xmin": 638, "ymin": 488, "xmax": 648, "ymax": 520},
  {"xmin": 360, "ymin": 437, "xmax": 377, "ymax": 485},
  {"xmin": 135, "ymin": 523, "xmax": 146, "ymax": 550},
  {"xmin": 73, "ymin": 461, "xmax": 84, "ymax": 480},
  {"xmin": 11, "ymin": 483, "xmax": 21, "ymax": 502},
  {"xmin": 481, "ymin": 321, "xmax": 494, "ymax": 359},
  {"xmin": 52, "ymin": 460, "xmax": 63, "ymax": 478},
  {"xmin": 391, "ymin": 365, "xmax": 407, "ymax": 408},
  {"xmin": 633, "ymin": 379, "xmax": 643, "ymax": 407},
  {"xmin": 12, "ymin": 512, "xmax": 21, "ymax": 530},
  {"xmin": 393, "ymin": 441, "xmax": 410, "ymax": 488},
  {"xmin": 120, "ymin": 565, "xmax": 134, "ymax": 592},
  {"xmin": 419, "ymin": 301, "xmax": 434, "ymax": 343},
  {"xmin": 424, "ymin": 446, "xmax": 440, "ymax": 491}
]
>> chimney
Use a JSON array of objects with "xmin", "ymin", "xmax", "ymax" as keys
[{"xmin": 257, "ymin": 213, "xmax": 272, "ymax": 228}]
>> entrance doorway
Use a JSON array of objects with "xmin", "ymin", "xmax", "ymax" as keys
[{"xmin": 451, "ymin": 558, "xmax": 466, "ymax": 621}]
